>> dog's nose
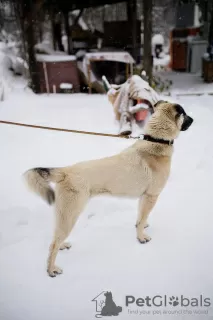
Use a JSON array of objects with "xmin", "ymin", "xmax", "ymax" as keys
[{"xmin": 181, "ymin": 115, "xmax": 193, "ymax": 131}]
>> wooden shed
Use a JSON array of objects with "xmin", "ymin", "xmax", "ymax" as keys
[{"xmin": 36, "ymin": 54, "xmax": 80, "ymax": 93}]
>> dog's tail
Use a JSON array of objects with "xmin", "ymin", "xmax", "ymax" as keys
[{"xmin": 23, "ymin": 167, "xmax": 65, "ymax": 205}]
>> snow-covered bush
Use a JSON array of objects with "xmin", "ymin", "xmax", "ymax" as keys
[
  {"xmin": 0, "ymin": 29, "xmax": 28, "ymax": 76},
  {"xmin": 152, "ymin": 34, "xmax": 164, "ymax": 47}
]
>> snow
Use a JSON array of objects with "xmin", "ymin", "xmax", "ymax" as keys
[
  {"xmin": 153, "ymin": 54, "xmax": 170, "ymax": 67},
  {"xmin": 35, "ymin": 42, "xmax": 55, "ymax": 55},
  {"xmin": 1, "ymin": 84, "xmax": 213, "ymax": 319},
  {"xmin": 60, "ymin": 83, "xmax": 73, "ymax": 89},
  {"xmin": 85, "ymin": 51, "xmax": 135, "ymax": 64},
  {"xmin": 156, "ymin": 71, "xmax": 213, "ymax": 94},
  {"xmin": 0, "ymin": 93, "xmax": 118, "ymax": 134},
  {"xmin": 35, "ymin": 42, "xmax": 68, "ymax": 57},
  {"xmin": 0, "ymin": 49, "xmax": 14, "ymax": 100},
  {"xmin": 0, "ymin": 30, "xmax": 27, "ymax": 76},
  {"xmin": 152, "ymin": 34, "xmax": 164, "ymax": 46},
  {"xmin": 0, "ymin": 42, "xmax": 28, "ymax": 99},
  {"xmin": 36, "ymin": 54, "xmax": 76, "ymax": 62}
]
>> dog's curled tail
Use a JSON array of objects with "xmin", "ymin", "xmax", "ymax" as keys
[{"xmin": 23, "ymin": 167, "xmax": 65, "ymax": 205}]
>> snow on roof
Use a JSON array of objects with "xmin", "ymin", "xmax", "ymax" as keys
[
  {"xmin": 36, "ymin": 54, "xmax": 77, "ymax": 62},
  {"xmin": 85, "ymin": 51, "xmax": 135, "ymax": 64}
]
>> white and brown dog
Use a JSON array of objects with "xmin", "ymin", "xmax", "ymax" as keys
[{"xmin": 24, "ymin": 101, "xmax": 193, "ymax": 277}]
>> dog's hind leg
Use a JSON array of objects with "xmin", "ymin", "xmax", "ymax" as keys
[
  {"xmin": 47, "ymin": 186, "xmax": 89, "ymax": 277},
  {"xmin": 136, "ymin": 194, "xmax": 158, "ymax": 244}
]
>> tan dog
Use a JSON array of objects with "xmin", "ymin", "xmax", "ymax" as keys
[{"xmin": 24, "ymin": 101, "xmax": 193, "ymax": 277}]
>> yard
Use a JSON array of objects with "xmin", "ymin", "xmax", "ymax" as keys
[{"xmin": 0, "ymin": 85, "xmax": 213, "ymax": 319}]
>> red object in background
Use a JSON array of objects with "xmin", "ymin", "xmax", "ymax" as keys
[
  {"xmin": 170, "ymin": 26, "xmax": 200, "ymax": 71},
  {"xmin": 37, "ymin": 59, "xmax": 80, "ymax": 93},
  {"xmin": 171, "ymin": 27, "xmax": 200, "ymax": 38},
  {"xmin": 172, "ymin": 40, "xmax": 188, "ymax": 71}
]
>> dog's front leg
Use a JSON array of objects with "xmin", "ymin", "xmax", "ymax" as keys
[{"xmin": 136, "ymin": 194, "xmax": 158, "ymax": 243}]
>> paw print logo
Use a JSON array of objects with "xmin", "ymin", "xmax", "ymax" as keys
[{"xmin": 169, "ymin": 296, "xmax": 179, "ymax": 307}]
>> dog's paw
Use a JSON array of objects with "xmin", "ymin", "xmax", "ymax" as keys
[
  {"xmin": 135, "ymin": 222, "xmax": 149, "ymax": 228},
  {"xmin": 47, "ymin": 266, "xmax": 63, "ymax": 277},
  {"xmin": 137, "ymin": 233, "xmax": 151, "ymax": 244},
  {"xmin": 60, "ymin": 242, "xmax": 71, "ymax": 250}
]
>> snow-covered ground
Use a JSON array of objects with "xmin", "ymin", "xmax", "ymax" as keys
[
  {"xmin": 157, "ymin": 71, "xmax": 213, "ymax": 94},
  {"xmin": 1, "ymin": 85, "xmax": 213, "ymax": 320}
]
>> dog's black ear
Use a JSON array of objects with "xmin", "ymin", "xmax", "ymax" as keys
[
  {"xmin": 175, "ymin": 104, "xmax": 186, "ymax": 115},
  {"xmin": 154, "ymin": 100, "xmax": 167, "ymax": 108}
]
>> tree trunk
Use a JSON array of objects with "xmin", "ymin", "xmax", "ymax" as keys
[
  {"xmin": 208, "ymin": 2, "xmax": 213, "ymax": 45},
  {"xmin": 63, "ymin": 11, "xmax": 73, "ymax": 55},
  {"xmin": 37, "ymin": 8, "xmax": 44, "ymax": 43},
  {"xmin": 25, "ymin": 0, "xmax": 40, "ymax": 93},
  {"xmin": 13, "ymin": 1, "xmax": 27, "ymax": 61},
  {"xmin": 130, "ymin": 0, "xmax": 137, "ymax": 62},
  {"xmin": 143, "ymin": 0, "xmax": 153, "ymax": 85},
  {"xmin": 54, "ymin": 13, "xmax": 64, "ymax": 52},
  {"xmin": 129, "ymin": 0, "xmax": 137, "ymax": 62},
  {"xmin": 50, "ymin": 9, "xmax": 57, "ymax": 51}
]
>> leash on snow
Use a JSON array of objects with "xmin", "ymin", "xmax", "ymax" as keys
[
  {"xmin": 0, "ymin": 75, "xmax": 148, "ymax": 140},
  {"xmin": 0, "ymin": 120, "xmax": 141, "ymax": 140}
]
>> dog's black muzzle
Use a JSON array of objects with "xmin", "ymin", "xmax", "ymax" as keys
[{"xmin": 181, "ymin": 115, "xmax": 193, "ymax": 131}]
